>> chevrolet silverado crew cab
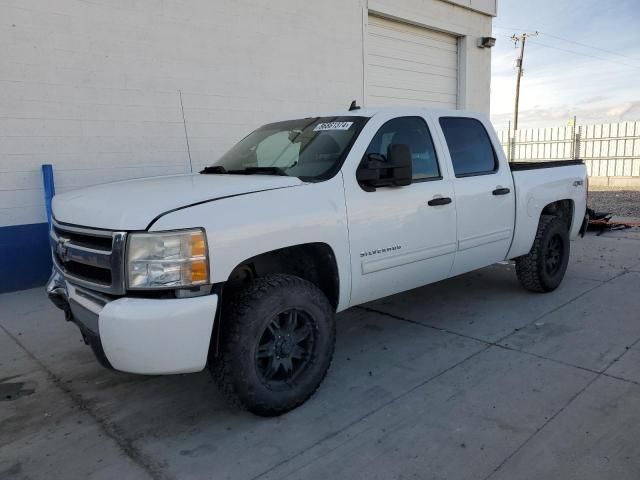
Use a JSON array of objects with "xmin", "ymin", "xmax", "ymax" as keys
[{"xmin": 47, "ymin": 107, "xmax": 588, "ymax": 416}]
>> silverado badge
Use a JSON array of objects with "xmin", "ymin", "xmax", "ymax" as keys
[{"xmin": 360, "ymin": 245, "xmax": 402, "ymax": 258}]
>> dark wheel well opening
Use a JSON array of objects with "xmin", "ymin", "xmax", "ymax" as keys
[
  {"xmin": 210, "ymin": 243, "xmax": 339, "ymax": 358},
  {"xmin": 541, "ymin": 199, "xmax": 574, "ymax": 231}
]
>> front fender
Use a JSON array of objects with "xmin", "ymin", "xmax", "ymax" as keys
[{"xmin": 150, "ymin": 175, "xmax": 352, "ymax": 310}]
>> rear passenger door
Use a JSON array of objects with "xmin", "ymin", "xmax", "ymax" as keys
[{"xmin": 437, "ymin": 116, "xmax": 515, "ymax": 276}]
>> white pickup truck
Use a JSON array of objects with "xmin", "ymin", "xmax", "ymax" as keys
[{"xmin": 47, "ymin": 107, "xmax": 588, "ymax": 415}]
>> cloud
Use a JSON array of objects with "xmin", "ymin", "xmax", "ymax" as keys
[
  {"xmin": 491, "ymin": 100, "xmax": 640, "ymax": 131},
  {"xmin": 578, "ymin": 96, "xmax": 608, "ymax": 105},
  {"xmin": 490, "ymin": 52, "xmax": 640, "ymax": 129},
  {"xmin": 606, "ymin": 102, "xmax": 638, "ymax": 118},
  {"xmin": 490, "ymin": 0, "xmax": 640, "ymax": 130}
]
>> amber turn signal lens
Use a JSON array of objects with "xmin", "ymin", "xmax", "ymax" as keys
[
  {"xmin": 190, "ymin": 259, "xmax": 208, "ymax": 283},
  {"xmin": 191, "ymin": 232, "xmax": 207, "ymax": 257}
]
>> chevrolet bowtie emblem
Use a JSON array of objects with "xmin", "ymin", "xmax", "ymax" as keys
[{"xmin": 56, "ymin": 237, "xmax": 71, "ymax": 263}]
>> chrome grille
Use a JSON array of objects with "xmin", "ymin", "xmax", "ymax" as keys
[{"xmin": 50, "ymin": 220, "xmax": 127, "ymax": 295}]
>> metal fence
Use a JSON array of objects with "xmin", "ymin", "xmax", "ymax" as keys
[{"xmin": 497, "ymin": 121, "xmax": 640, "ymax": 178}]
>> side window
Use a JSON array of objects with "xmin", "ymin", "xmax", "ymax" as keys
[
  {"xmin": 439, "ymin": 117, "xmax": 498, "ymax": 177},
  {"xmin": 365, "ymin": 117, "xmax": 441, "ymax": 181}
]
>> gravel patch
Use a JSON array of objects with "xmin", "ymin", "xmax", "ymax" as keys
[{"xmin": 589, "ymin": 187, "xmax": 640, "ymax": 218}]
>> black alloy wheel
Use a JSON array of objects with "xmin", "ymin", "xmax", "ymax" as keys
[
  {"xmin": 516, "ymin": 215, "xmax": 571, "ymax": 293},
  {"xmin": 544, "ymin": 234, "xmax": 564, "ymax": 276},
  {"xmin": 255, "ymin": 308, "xmax": 315, "ymax": 389},
  {"xmin": 211, "ymin": 274, "xmax": 336, "ymax": 416}
]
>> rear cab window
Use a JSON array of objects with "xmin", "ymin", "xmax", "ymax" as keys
[{"xmin": 439, "ymin": 117, "xmax": 498, "ymax": 177}]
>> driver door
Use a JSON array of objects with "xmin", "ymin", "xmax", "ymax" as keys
[{"xmin": 344, "ymin": 115, "xmax": 457, "ymax": 306}]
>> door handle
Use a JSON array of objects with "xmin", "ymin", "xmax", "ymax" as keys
[
  {"xmin": 428, "ymin": 197, "xmax": 452, "ymax": 206},
  {"xmin": 492, "ymin": 187, "xmax": 511, "ymax": 196}
]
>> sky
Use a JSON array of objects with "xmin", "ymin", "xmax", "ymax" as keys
[{"xmin": 490, "ymin": 0, "xmax": 640, "ymax": 131}]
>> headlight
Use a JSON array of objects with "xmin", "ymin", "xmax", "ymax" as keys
[{"xmin": 127, "ymin": 229, "xmax": 209, "ymax": 290}]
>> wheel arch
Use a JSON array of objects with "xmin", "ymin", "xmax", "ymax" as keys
[
  {"xmin": 540, "ymin": 199, "xmax": 575, "ymax": 231},
  {"xmin": 209, "ymin": 242, "xmax": 340, "ymax": 358},
  {"xmin": 509, "ymin": 197, "xmax": 577, "ymax": 260}
]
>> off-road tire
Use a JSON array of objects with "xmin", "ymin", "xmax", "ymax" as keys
[
  {"xmin": 515, "ymin": 215, "xmax": 570, "ymax": 292},
  {"xmin": 210, "ymin": 274, "xmax": 335, "ymax": 416}
]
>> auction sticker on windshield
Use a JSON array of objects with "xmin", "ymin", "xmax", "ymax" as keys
[{"xmin": 313, "ymin": 122, "xmax": 354, "ymax": 131}]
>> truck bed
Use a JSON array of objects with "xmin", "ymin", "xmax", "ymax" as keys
[
  {"xmin": 509, "ymin": 159, "xmax": 584, "ymax": 171},
  {"xmin": 507, "ymin": 161, "xmax": 587, "ymax": 260}
]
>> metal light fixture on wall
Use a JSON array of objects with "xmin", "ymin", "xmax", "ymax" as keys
[{"xmin": 477, "ymin": 37, "xmax": 496, "ymax": 48}]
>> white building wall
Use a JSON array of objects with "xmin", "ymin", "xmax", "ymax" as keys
[{"xmin": 0, "ymin": 0, "xmax": 495, "ymax": 228}]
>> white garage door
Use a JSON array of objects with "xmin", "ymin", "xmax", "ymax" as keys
[{"xmin": 366, "ymin": 15, "xmax": 458, "ymax": 108}]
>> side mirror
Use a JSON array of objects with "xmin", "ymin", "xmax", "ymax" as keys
[{"xmin": 356, "ymin": 144, "xmax": 412, "ymax": 191}]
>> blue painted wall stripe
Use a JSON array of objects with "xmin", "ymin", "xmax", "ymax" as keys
[{"xmin": 0, "ymin": 223, "xmax": 51, "ymax": 293}]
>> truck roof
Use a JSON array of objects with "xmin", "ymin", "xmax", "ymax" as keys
[{"xmin": 310, "ymin": 106, "xmax": 487, "ymax": 120}]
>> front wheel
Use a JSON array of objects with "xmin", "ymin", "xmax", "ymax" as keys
[
  {"xmin": 515, "ymin": 215, "xmax": 570, "ymax": 292},
  {"xmin": 211, "ymin": 274, "xmax": 336, "ymax": 416}
]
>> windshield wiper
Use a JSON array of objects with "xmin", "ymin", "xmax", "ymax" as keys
[
  {"xmin": 227, "ymin": 167, "xmax": 289, "ymax": 176},
  {"xmin": 200, "ymin": 166, "xmax": 228, "ymax": 174},
  {"xmin": 200, "ymin": 166, "xmax": 289, "ymax": 176}
]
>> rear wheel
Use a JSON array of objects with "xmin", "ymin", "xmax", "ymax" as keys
[
  {"xmin": 515, "ymin": 215, "xmax": 570, "ymax": 292},
  {"xmin": 211, "ymin": 274, "xmax": 335, "ymax": 416}
]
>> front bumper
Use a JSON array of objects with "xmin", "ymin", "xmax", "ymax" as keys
[{"xmin": 46, "ymin": 270, "xmax": 218, "ymax": 375}]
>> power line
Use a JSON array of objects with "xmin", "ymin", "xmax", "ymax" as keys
[
  {"xmin": 538, "ymin": 31, "xmax": 640, "ymax": 63},
  {"xmin": 527, "ymin": 40, "xmax": 640, "ymax": 69},
  {"xmin": 494, "ymin": 26, "xmax": 640, "ymax": 64},
  {"xmin": 494, "ymin": 32, "xmax": 640, "ymax": 70}
]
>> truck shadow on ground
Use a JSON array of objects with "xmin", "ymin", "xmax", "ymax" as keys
[{"xmin": 58, "ymin": 262, "xmax": 598, "ymax": 447}]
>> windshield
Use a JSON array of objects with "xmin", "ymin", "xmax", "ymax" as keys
[{"xmin": 204, "ymin": 116, "xmax": 368, "ymax": 181}]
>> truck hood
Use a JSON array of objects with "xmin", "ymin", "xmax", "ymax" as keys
[{"xmin": 52, "ymin": 174, "xmax": 303, "ymax": 230}]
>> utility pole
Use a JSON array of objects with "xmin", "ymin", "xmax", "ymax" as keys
[{"xmin": 511, "ymin": 32, "xmax": 538, "ymax": 132}]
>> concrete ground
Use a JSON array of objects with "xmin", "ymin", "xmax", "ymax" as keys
[{"xmin": 2, "ymin": 229, "xmax": 640, "ymax": 480}]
